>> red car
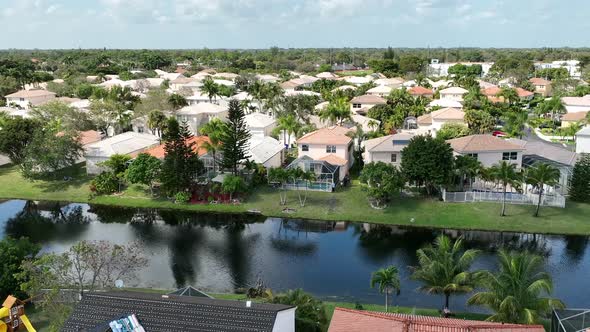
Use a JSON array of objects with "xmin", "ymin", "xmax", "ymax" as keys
[{"xmin": 492, "ymin": 130, "xmax": 507, "ymax": 137}]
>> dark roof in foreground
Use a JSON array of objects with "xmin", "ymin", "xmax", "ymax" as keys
[{"xmin": 62, "ymin": 291, "xmax": 293, "ymax": 332}]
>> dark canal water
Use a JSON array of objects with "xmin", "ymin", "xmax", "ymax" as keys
[{"xmin": 1, "ymin": 199, "xmax": 588, "ymax": 312}]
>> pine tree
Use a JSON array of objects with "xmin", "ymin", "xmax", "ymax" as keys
[
  {"xmin": 221, "ymin": 99, "xmax": 251, "ymax": 175},
  {"xmin": 160, "ymin": 117, "xmax": 203, "ymax": 195},
  {"xmin": 570, "ymin": 153, "xmax": 590, "ymax": 202}
]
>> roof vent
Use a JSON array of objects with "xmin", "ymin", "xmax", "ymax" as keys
[
  {"xmin": 246, "ymin": 301, "xmax": 252, "ymax": 308},
  {"xmin": 161, "ymin": 295, "xmax": 169, "ymax": 299}
]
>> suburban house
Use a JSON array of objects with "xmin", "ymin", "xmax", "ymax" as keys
[
  {"xmin": 408, "ymin": 86, "xmax": 434, "ymax": 98},
  {"xmin": 350, "ymin": 94, "xmax": 386, "ymax": 113},
  {"xmin": 561, "ymin": 95, "xmax": 590, "ymax": 113},
  {"xmin": 280, "ymin": 80, "xmax": 301, "ymax": 92},
  {"xmin": 447, "ymin": 134, "xmax": 525, "ymax": 168},
  {"xmin": 169, "ymin": 75, "xmax": 198, "ymax": 91},
  {"xmin": 477, "ymin": 79, "xmax": 497, "ymax": 89},
  {"xmin": 85, "ymin": 132, "xmax": 160, "ymax": 174},
  {"xmin": 176, "ymin": 103, "xmax": 228, "ymax": 135},
  {"xmin": 576, "ymin": 126, "xmax": 590, "ymax": 154},
  {"xmin": 374, "ymin": 77, "xmax": 404, "ymax": 88},
  {"xmin": 142, "ymin": 136, "xmax": 216, "ymax": 175},
  {"xmin": 5, "ymin": 89, "xmax": 56, "ymax": 109},
  {"xmin": 516, "ymin": 87, "xmax": 535, "ymax": 102},
  {"xmin": 366, "ymin": 85, "xmax": 392, "ymax": 97},
  {"xmin": 328, "ymin": 307, "xmax": 544, "ymax": 332},
  {"xmin": 428, "ymin": 98, "xmax": 463, "ymax": 109},
  {"xmin": 245, "ymin": 112, "xmax": 277, "ymax": 138},
  {"xmin": 417, "ymin": 107, "xmax": 466, "ymax": 134},
  {"xmin": 249, "ymin": 136, "xmax": 285, "ymax": 168},
  {"xmin": 535, "ymin": 60, "xmax": 581, "ymax": 78},
  {"xmin": 363, "ymin": 133, "xmax": 413, "ymax": 167},
  {"xmin": 315, "ymin": 72, "xmax": 338, "ymax": 79},
  {"xmin": 343, "ymin": 76, "xmax": 372, "ymax": 86},
  {"xmin": 186, "ymin": 92, "xmax": 226, "ymax": 106},
  {"xmin": 561, "ymin": 111, "xmax": 588, "ymax": 127},
  {"xmin": 131, "ymin": 111, "xmax": 173, "ymax": 135},
  {"xmin": 62, "ymin": 291, "xmax": 295, "ymax": 332},
  {"xmin": 295, "ymin": 126, "xmax": 354, "ymax": 182},
  {"xmin": 439, "ymin": 87, "xmax": 468, "ymax": 102},
  {"xmin": 529, "ymin": 77, "xmax": 553, "ymax": 96},
  {"xmin": 256, "ymin": 74, "xmax": 280, "ymax": 83}
]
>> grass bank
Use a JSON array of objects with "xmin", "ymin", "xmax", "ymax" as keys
[{"xmin": 1, "ymin": 164, "xmax": 590, "ymax": 235}]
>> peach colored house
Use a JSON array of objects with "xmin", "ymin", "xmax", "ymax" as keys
[
  {"xmin": 350, "ymin": 94, "xmax": 386, "ymax": 114},
  {"xmin": 529, "ymin": 77, "xmax": 552, "ymax": 97},
  {"xmin": 296, "ymin": 126, "xmax": 353, "ymax": 181},
  {"xmin": 417, "ymin": 107, "xmax": 466, "ymax": 135},
  {"xmin": 447, "ymin": 134, "xmax": 524, "ymax": 168},
  {"xmin": 363, "ymin": 133, "xmax": 414, "ymax": 167}
]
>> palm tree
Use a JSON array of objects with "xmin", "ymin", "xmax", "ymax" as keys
[
  {"xmin": 291, "ymin": 167, "xmax": 316, "ymax": 207},
  {"xmin": 468, "ymin": 250, "xmax": 564, "ymax": 324},
  {"xmin": 271, "ymin": 289, "xmax": 328, "ymax": 332},
  {"xmin": 168, "ymin": 93, "xmax": 188, "ymax": 111},
  {"xmin": 489, "ymin": 161, "xmax": 521, "ymax": 216},
  {"xmin": 454, "ymin": 155, "xmax": 482, "ymax": 191},
  {"xmin": 319, "ymin": 98, "xmax": 350, "ymax": 125},
  {"xmin": 370, "ymin": 266, "xmax": 401, "ymax": 312},
  {"xmin": 274, "ymin": 114, "xmax": 301, "ymax": 147},
  {"xmin": 496, "ymin": 87, "xmax": 519, "ymax": 105},
  {"xmin": 200, "ymin": 118, "xmax": 227, "ymax": 174},
  {"xmin": 268, "ymin": 167, "xmax": 290, "ymax": 205},
  {"xmin": 147, "ymin": 110, "xmax": 168, "ymax": 138},
  {"xmin": 525, "ymin": 163, "xmax": 560, "ymax": 217},
  {"xmin": 541, "ymin": 96, "xmax": 565, "ymax": 121},
  {"xmin": 346, "ymin": 125, "xmax": 366, "ymax": 167},
  {"xmin": 201, "ymin": 77, "xmax": 220, "ymax": 103},
  {"xmin": 566, "ymin": 121, "xmax": 583, "ymax": 141},
  {"xmin": 410, "ymin": 235, "xmax": 480, "ymax": 311}
]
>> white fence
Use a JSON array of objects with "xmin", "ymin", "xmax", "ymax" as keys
[{"xmin": 442, "ymin": 190, "xmax": 566, "ymax": 208}]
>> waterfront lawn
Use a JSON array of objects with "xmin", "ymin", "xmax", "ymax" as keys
[{"xmin": 1, "ymin": 164, "xmax": 590, "ymax": 235}]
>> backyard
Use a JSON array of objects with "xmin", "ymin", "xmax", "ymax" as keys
[{"xmin": 1, "ymin": 163, "xmax": 590, "ymax": 235}]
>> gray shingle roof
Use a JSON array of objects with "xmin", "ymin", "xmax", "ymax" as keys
[{"xmin": 62, "ymin": 291, "xmax": 293, "ymax": 332}]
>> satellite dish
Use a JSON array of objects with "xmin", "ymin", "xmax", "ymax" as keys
[{"xmin": 115, "ymin": 280, "xmax": 124, "ymax": 288}]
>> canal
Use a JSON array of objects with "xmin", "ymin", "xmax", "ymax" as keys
[{"xmin": 1, "ymin": 199, "xmax": 588, "ymax": 312}]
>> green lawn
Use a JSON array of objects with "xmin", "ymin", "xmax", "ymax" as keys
[
  {"xmin": 1, "ymin": 164, "xmax": 590, "ymax": 235},
  {"xmin": 335, "ymin": 70, "xmax": 374, "ymax": 77}
]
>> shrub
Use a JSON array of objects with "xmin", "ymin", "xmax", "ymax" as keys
[
  {"xmin": 174, "ymin": 191, "xmax": 191, "ymax": 204},
  {"xmin": 90, "ymin": 171, "xmax": 119, "ymax": 195}
]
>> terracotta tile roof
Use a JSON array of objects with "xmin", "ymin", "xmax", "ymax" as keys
[
  {"xmin": 516, "ymin": 87, "xmax": 534, "ymax": 98},
  {"xmin": 447, "ymin": 135, "xmax": 525, "ymax": 153},
  {"xmin": 562, "ymin": 111, "xmax": 588, "ymax": 122},
  {"xmin": 529, "ymin": 77, "xmax": 551, "ymax": 85},
  {"xmin": 409, "ymin": 86, "xmax": 434, "ymax": 96},
  {"xmin": 350, "ymin": 94, "xmax": 387, "ymax": 104},
  {"xmin": 142, "ymin": 136, "xmax": 211, "ymax": 159},
  {"xmin": 78, "ymin": 130, "xmax": 102, "ymax": 146},
  {"xmin": 481, "ymin": 86, "xmax": 502, "ymax": 96},
  {"xmin": 328, "ymin": 308, "xmax": 545, "ymax": 332},
  {"xmin": 319, "ymin": 154, "xmax": 348, "ymax": 166},
  {"xmin": 430, "ymin": 107, "xmax": 465, "ymax": 120},
  {"xmin": 297, "ymin": 126, "xmax": 352, "ymax": 145}
]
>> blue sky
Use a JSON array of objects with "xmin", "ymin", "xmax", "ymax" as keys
[{"xmin": 1, "ymin": 0, "xmax": 589, "ymax": 49}]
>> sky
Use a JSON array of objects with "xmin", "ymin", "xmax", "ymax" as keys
[{"xmin": 1, "ymin": 0, "xmax": 589, "ymax": 49}]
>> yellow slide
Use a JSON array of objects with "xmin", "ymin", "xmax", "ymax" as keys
[
  {"xmin": 19, "ymin": 314, "xmax": 37, "ymax": 332},
  {"xmin": 0, "ymin": 306, "xmax": 8, "ymax": 332}
]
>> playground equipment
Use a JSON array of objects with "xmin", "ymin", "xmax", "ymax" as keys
[{"xmin": 0, "ymin": 296, "xmax": 36, "ymax": 332}]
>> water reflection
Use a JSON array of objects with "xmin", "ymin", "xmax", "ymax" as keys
[{"xmin": 1, "ymin": 200, "xmax": 589, "ymax": 311}]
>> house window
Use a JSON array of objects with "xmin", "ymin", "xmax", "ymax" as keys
[
  {"xmin": 353, "ymin": 103, "xmax": 361, "ymax": 109},
  {"xmin": 19, "ymin": 98, "xmax": 25, "ymax": 101},
  {"xmin": 137, "ymin": 126, "xmax": 145, "ymax": 133},
  {"xmin": 326, "ymin": 145, "xmax": 336, "ymax": 153},
  {"xmin": 391, "ymin": 154, "xmax": 397, "ymax": 163},
  {"xmin": 467, "ymin": 153, "xmax": 478, "ymax": 160},
  {"xmin": 502, "ymin": 152, "xmax": 518, "ymax": 160},
  {"xmin": 301, "ymin": 144, "xmax": 309, "ymax": 152}
]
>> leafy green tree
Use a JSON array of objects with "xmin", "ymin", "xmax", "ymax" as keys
[
  {"xmin": 89, "ymin": 99, "xmax": 130, "ymax": 135},
  {"xmin": 0, "ymin": 117, "xmax": 39, "ymax": 165},
  {"xmin": 90, "ymin": 171, "xmax": 119, "ymax": 195},
  {"xmin": 100, "ymin": 154, "xmax": 131, "ymax": 191},
  {"xmin": 271, "ymin": 289, "xmax": 328, "ymax": 332},
  {"xmin": 21, "ymin": 129, "xmax": 84, "ymax": 179},
  {"xmin": 160, "ymin": 117, "xmax": 203, "ymax": 195},
  {"xmin": 168, "ymin": 93, "xmax": 188, "ymax": 111},
  {"xmin": 126, "ymin": 153, "xmax": 161, "ymax": 195},
  {"xmin": 201, "ymin": 77, "xmax": 220, "ymax": 102},
  {"xmin": 319, "ymin": 98, "xmax": 351, "ymax": 125},
  {"xmin": 221, "ymin": 174, "xmax": 246, "ymax": 200},
  {"xmin": 359, "ymin": 162, "xmax": 405, "ymax": 208},
  {"xmin": 490, "ymin": 161, "xmax": 522, "ymax": 216},
  {"xmin": 289, "ymin": 167, "xmax": 316, "ymax": 207},
  {"xmin": 399, "ymin": 54, "xmax": 425, "ymax": 74},
  {"xmin": 370, "ymin": 266, "xmax": 401, "ymax": 312},
  {"xmin": 31, "ymin": 100, "xmax": 94, "ymax": 131},
  {"xmin": 448, "ymin": 64, "xmax": 483, "ymax": 77},
  {"xmin": 133, "ymin": 88, "xmax": 171, "ymax": 117},
  {"xmin": 468, "ymin": 250, "xmax": 564, "ymax": 324},
  {"xmin": 274, "ymin": 114, "xmax": 301, "ymax": 147},
  {"xmin": 437, "ymin": 123, "xmax": 471, "ymax": 141},
  {"xmin": 221, "ymin": 99, "xmax": 251, "ymax": 175},
  {"xmin": 75, "ymin": 83, "xmax": 97, "ymax": 99},
  {"xmin": 0, "ymin": 237, "xmax": 40, "ymax": 299},
  {"xmin": 268, "ymin": 167, "xmax": 291, "ymax": 205},
  {"xmin": 410, "ymin": 235, "xmax": 480, "ymax": 311},
  {"xmin": 200, "ymin": 118, "xmax": 227, "ymax": 174},
  {"xmin": 464, "ymin": 109, "xmax": 496, "ymax": 134},
  {"xmin": 454, "ymin": 155, "xmax": 482, "ymax": 191},
  {"xmin": 401, "ymin": 135, "xmax": 454, "ymax": 195},
  {"xmin": 496, "ymin": 87, "xmax": 519, "ymax": 105},
  {"xmin": 0, "ymin": 75, "xmax": 20, "ymax": 100},
  {"xmin": 525, "ymin": 163, "xmax": 560, "ymax": 217},
  {"xmin": 569, "ymin": 153, "xmax": 590, "ymax": 202},
  {"xmin": 147, "ymin": 109, "xmax": 168, "ymax": 138}
]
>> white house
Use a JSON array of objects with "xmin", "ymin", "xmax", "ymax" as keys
[
  {"xmin": 535, "ymin": 60, "xmax": 581, "ymax": 78},
  {"xmin": 296, "ymin": 126, "xmax": 354, "ymax": 181},
  {"xmin": 349, "ymin": 94, "xmax": 386, "ymax": 113},
  {"xmin": 439, "ymin": 87, "xmax": 468, "ymax": 102},
  {"xmin": 374, "ymin": 78, "xmax": 404, "ymax": 88},
  {"xmin": 245, "ymin": 112, "xmax": 276, "ymax": 138},
  {"xmin": 363, "ymin": 133, "xmax": 414, "ymax": 167},
  {"xmin": 85, "ymin": 132, "xmax": 159, "ymax": 174},
  {"xmin": 447, "ymin": 135, "xmax": 525, "ymax": 168},
  {"xmin": 176, "ymin": 103, "xmax": 228, "ymax": 135},
  {"xmin": 417, "ymin": 107, "xmax": 466, "ymax": 134},
  {"xmin": 366, "ymin": 85, "xmax": 392, "ymax": 97},
  {"xmin": 576, "ymin": 127, "xmax": 590, "ymax": 154},
  {"xmin": 249, "ymin": 136, "xmax": 285, "ymax": 168},
  {"xmin": 343, "ymin": 76, "xmax": 372, "ymax": 86},
  {"xmin": 428, "ymin": 61, "xmax": 493, "ymax": 77},
  {"xmin": 561, "ymin": 96, "xmax": 590, "ymax": 113},
  {"xmin": 5, "ymin": 90, "xmax": 56, "ymax": 109}
]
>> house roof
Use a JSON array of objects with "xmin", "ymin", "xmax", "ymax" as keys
[
  {"xmin": 350, "ymin": 94, "xmax": 386, "ymax": 104},
  {"xmin": 374, "ymin": 78, "xmax": 404, "ymax": 86},
  {"xmin": 440, "ymin": 86, "xmax": 469, "ymax": 94},
  {"xmin": 481, "ymin": 86, "xmax": 502, "ymax": 96},
  {"xmin": 315, "ymin": 101, "xmax": 330, "ymax": 111},
  {"xmin": 429, "ymin": 107, "xmax": 465, "ymax": 121},
  {"xmin": 447, "ymin": 135, "xmax": 525, "ymax": 153},
  {"xmin": 367, "ymin": 85, "xmax": 392, "ymax": 94},
  {"xmin": 319, "ymin": 154, "xmax": 348, "ymax": 166},
  {"xmin": 280, "ymin": 80, "xmax": 300, "ymax": 89},
  {"xmin": 350, "ymin": 113, "xmax": 381, "ymax": 132},
  {"xmin": 233, "ymin": 91, "xmax": 253, "ymax": 101},
  {"xmin": 250, "ymin": 136, "xmax": 284, "ymax": 164},
  {"xmin": 428, "ymin": 99, "xmax": 463, "ymax": 108},
  {"xmin": 5, "ymin": 89, "xmax": 56, "ymax": 98},
  {"xmin": 85, "ymin": 132, "xmax": 160, "ymax": 157},
  {"xmin": 477, "ymin": 80, "xmax": 497, "ymax": 89},
  {"xmin": 297, "ymin": 126, "xmax": 352, "ymax": 145},
  {"xmin": 511, "ymin": 139, "xmax": 579, "ymax": 166},
  {"xmin": 530, "ymin": 77, "xmax": 551, "ymax": 85},
  {"xmin": 214, "ymin": 72, "xmax": 239, "ymax": 80},
  {"xmin": 78, "ymin": 130, "xmax": 102, "ymax": 146},
  {"xmin": 417, "ymin": 113, "xmax": 433, "ymax": 125},
  {"xmin": 62, "ymin": 291, "xmax": 293, "ymax": 332},
  {"xmin": 344, "ymin": 76, "xmax": 372, "ymax": 85},
  {"xmin": 328, "ymin": 308, "xmax": 545, "ymax": 332},
  {"xmin": 561, "ymin": 96, "xmax": 590, "ymax": 107},
  {"xmin": 245, "ymin": 113, "xmax": 276, "ymax": 128},
  {"xmin": 170, "ymin": 75, "xmax": 196, "ymax": 84},
  {"xmin": 562, "ymin": 111, "xmax": 588, "ymax": 121},
  {"xmin": 142, "ymin": 136, "xmax": 211, "ymax": 159},
  {"xmin": 316, "ymin": 72, "xmax": 338, "ymax": 79},
  {"xmin": 516, "ymin": 87, "xmax": 534, "ymax": 98},
  {"xmin": 409, "ymin": 86, "xmax": 433, "ymax": 96},
  {"xmin": 364, "ymin": 133, "xmax": 414, "ymax": 152},
  {"xmin": 331, "ymin": 85, "xmax": 356, "ymax": 92},
  {"xmin": 177, "ymin": 103, "xmax": 226, "ymax": 115}
]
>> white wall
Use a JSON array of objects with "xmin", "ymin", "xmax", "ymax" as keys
[
  {"xmin": 364, "ymin": 151, "xmax": 402, "ymax": 167},
  {"xmin": 576, "ymin": 136, "xmax": 590, "ymax": 153},
  {"xmin": 456, "ymin": 151, "xmax": 522, "ymax": 168},
  {"xmin": 6, "ymin": 95, "xmax": 55, "ymax": 109},
  {"xmin": 439, "ymin": 93, "xmax": 465, "ymax": 102},
  {"xmin": 272, "ymin": 308, "xmax": 296, "ymax": 332},
  {"xmin": 431, "ymin": 119, "xmax": 465, "ymax": 132},
  {"xmin": 350, "ymin": 103, "xmax": 380, "ymax": 112},
  {"xmin": 298, "ymin": 143, "xmax": 350, "ymax": 163},
  {"xmin": 262, "ymin": 151, "xmax": 283, "ymax": 168},
  {"xmin": 565, "ymin": 105, "xmax": 590, "ymax": 113}
]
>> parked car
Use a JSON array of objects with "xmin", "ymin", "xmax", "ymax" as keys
[{"xmin": 492, "ymin": 130, "xmax": 507, "ymax": 137}]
